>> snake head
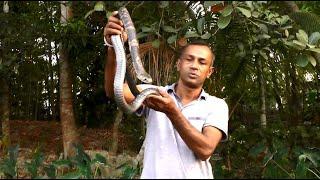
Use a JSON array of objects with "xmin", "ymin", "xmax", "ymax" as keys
[{"xmin": 137, "ymin": 73, "xmax": 153, "ymax": 84}]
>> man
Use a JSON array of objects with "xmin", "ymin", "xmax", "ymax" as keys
[{"xmin": 104, "ymin": 11, "xmax": 229, "ymax": 179}]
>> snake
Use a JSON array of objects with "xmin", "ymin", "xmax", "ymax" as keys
[{"xmin": 110, "ymin": 7, "xmax": 159, "ymax": 114}]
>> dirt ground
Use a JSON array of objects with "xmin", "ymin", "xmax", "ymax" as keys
[
  {"xmin": 6, "ymin": 120, "xmax": 135, "ymax": 156},
  {"xmin": 0, "ymin": 120, "xmax": 142, "ymax": 178}
]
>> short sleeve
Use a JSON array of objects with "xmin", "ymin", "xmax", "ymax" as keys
[{"xmin": 203, "ymin": 99, "xmax": 229, "ymax": 142}]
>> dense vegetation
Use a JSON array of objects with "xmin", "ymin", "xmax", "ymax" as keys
[{"xmin": 0, "ymin": 1, "xmax": 319, "ymax": 178}]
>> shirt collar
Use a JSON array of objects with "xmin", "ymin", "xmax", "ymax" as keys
[{"xmin": 167, "ymin": 83, "xmax": 207, "ymax": 101}]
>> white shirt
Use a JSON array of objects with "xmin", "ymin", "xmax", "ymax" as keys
[{"xmin": 137, "ymin": 83, "xmax": 229, "ymax": 179}]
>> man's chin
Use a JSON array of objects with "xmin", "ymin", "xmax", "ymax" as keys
[{"xmin": 184, "ymin": 80, "xmax": 203, "ymax": 89}]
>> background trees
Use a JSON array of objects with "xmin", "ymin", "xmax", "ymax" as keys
[{"xmin": 0, "ymin": 1, "xmax": 319, "ymax": 178}]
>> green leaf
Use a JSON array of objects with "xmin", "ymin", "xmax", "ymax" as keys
[
  {"xmin": 249, "ymin": 143, "xmax": 266, "ymax": 157},
  {"xmin": 152, "ymin": 39, "xmax": 160, "ymax": 48},
  {"xmin": 285, "ymin": 29, "xmax": 289, "ymax": 37},
  {"xmin": 237, "ymin": 42, "xmax": 244, "ymax": 51},
  {"xmin": 295, "ymin": 160, "xmax": 308, "ymax": 179},
  {"xmin": 296, "ymin": 54, "xmax": 309, "ymax": 67},
  {"xmin": 221, "ymin": 5, "xmax": 233, "ymax": 17},
  {"xmin": 59, "ymin": 170, "xmax": 82, "ymax": 179},
  {"xmin": 262, "ymin": 152, "xmax": 273, "ymax": 167},
  {"xmin": 293, "ymin": 40, "xmax": 307, "ymax": 49},
  {"xmin": 276, "ymin": 15, "xmax": 290, "ymax": 25},
  {"xmin": 258, "ymin": 34, "xmax": 271, "ymax": 39},
  {"xmin": 167, "ymin": 34, "xmax": 177, "ymax": 44},
  {"xmin": 204, "ymin": 1, "xmax": 223, "ymax": 8},
  {"xmin": 236, "ymin": 7, "xmax": 251, "ymax": 18},
  {"xmin": 184, "ymin": 31, "xmax": 200, "ymax": 38},
  {"xmin": 106, "ymin": 11, "xmax": 112, "ymax": 19},
  {"xmin": 258, "ymin": 23, "xmax": 268, "ymax": 33},
  {"xmin": 141, "ymin": 26, "xmax": 153, "ymax": 33},
  {"xmin": 259, "ymin": 50, "xmax": 268, "ymax": 60},
  {"xmin": 163, "ymin": 26, "xmax": 179, "ymax": 33},
  {"xmin": 309, "ymin": 32, "xmax": 320, "ymax": 45},
  {"xmin": 252, "ymin": 11, "xmax": 260, "ymax": 18},
  {"xmin": 94, "ymin": 1, "xmax": 105, "ymax": 11},
  {"xmin": 44, "ymin": 165, "xmax": 56, "ymax": 179},
  {"xmin": 201, "ymin": 32, "xmax": 211, "ymax": 39},
  {"xmin": 307, "ymin": 54, "xmax": 317, "ymax": 67},
  {"xmin": 159, "ymin": 1, "xmax": 169, "ymax": 8},
  {"xmin": 136, "ymin": 32, "xmax": 148, "ymax": 39},
  {"xmin": 299, "ymin": 152, "xmax": 319, "ymax": 167},
  {"xmin": 93, "ymin": 154, "xmax": 107, "ymax": 164},
  {"xmin": 120, "ymin": 165, "xmax": 138, "ymax": 179},
  {"xmin": 252, "ymin": 49, "xmax": 259, "ymax": 55},
  {"xmin": 245, "ymin": 1, "xmax": 254, "ymax": 10},
  {"xmin": 197, "ymin": 17, "xmax": 205, "ymax": 34},
  {"xmin": 271, "ymin": 39, "xmax": 278, "ymax": 44},
  {"xmin": 308, "ymin": 48, "xmax": 320, "ymax": 54},
  {"xmin": 84, "ymin": 9, "xmax": 95, "ymax": 19},
  {"xmin": 307, "ymin": 44, "xmax": 316, "ymax": 48},
  {"xmin": 52, "ymin": 159, "xmax": 72, "ymax": 168},
  {"xmin": 217, "ymin": 15, "xmax": 231, "ymax": 29},
  {"xmin": 296, "ymin": 29, "xmax": 308, "ymax": 44}
]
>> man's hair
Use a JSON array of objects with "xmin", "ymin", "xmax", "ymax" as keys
[{"xmin": 178, "ymin": 40, "xmax": 215, "ymax": 67}]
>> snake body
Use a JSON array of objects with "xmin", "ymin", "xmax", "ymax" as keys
[{"xmin": 111, "ymin": 7, "xmax": 159, "ymax": 114}]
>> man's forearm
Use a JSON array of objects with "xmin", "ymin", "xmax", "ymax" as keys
[
  {"xmin": 166, "ymin": 108, "xmax": 218, "ymax": 161},
  {"xmin": 104, "ymin": 47, "xmax": 136, "ymax": 104},
  {"xmin": 104, "ymin": 47, "xmax": 116, "ymax": 98}
]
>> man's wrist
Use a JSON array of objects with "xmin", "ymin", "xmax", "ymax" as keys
[{"xmin": 166, "ymin": 106, "xmax": 180, "ymax": 120}]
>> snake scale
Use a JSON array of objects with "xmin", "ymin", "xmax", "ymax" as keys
[{"xmin": 111, "ymin": 7, "xmax": 159, "ymax": 114}]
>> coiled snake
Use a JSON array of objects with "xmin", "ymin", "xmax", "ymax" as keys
[{"xmin": 110, "ymin": 7, "xmax": 159, "ymax": 114}]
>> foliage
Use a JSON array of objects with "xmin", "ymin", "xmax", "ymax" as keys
[
  {"xmin": 1, "ymin": 1, "xmax": 320, "ymax": 179},
  {"xmin": 0, "ymin": 145, "xmax": 19, "ymax": 178},
  {"xmin": 0, "ymin": 144, "xmax": 140, "ymax": 179},
  {"xmin": 211, "ymin": 121, "xmax": 320, "ymax": 178}
]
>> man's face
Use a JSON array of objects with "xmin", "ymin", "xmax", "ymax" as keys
[{"xmin": 177, "ymin": 45, "xmax": 214, "ymax": 89}]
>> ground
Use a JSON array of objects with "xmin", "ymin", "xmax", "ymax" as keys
[
  {"xmin": 0, "ymin": 120, "xmax": 141, "ymax": 178},
  {"xmin": 7, "ymin": 120, "xmax": 136, "ymax": 156}
]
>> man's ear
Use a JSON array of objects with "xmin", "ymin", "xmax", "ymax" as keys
[
  {"xmin": 176, "ymin": 59, "xmax": 181, "ymax": 72},
  {"xmin": 207, "ymin": 67, "xmax": 214, "ymax": 78}
]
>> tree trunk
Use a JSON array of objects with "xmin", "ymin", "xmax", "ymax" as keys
[
  {"xmin": 257, "ymin": 58, "xmax": 267, "ymax": 128},
  {"xmin": 269, "ymin": 60, "xmax": 284, "ymax": 119},
  {"xmin": 281, "ymin": 2, "xmax": 304, "ymax": 125},
  {"xmin": 28, "ymin": 78, "xmax": 32, "ymax": 119},
  {"xmin": 34, "ymin": 82, "xmax": 39, "ymax": 120},
  {"xmin": 1, "ymin": 1, "xmax": 11, "ymax": 152},
  {"xmin": 288, "ymin": 62, "xmax": 303, "ymax": 125},
  {"xmin": 59, "ymin": 1, "xmax": 79, "ymax": 158},
  {"xmin": 110, "ymin": 109, "xmax": 123, "ymax": 155},
  {"xmin": 0, "ymin": 77, "xmax": 11, "ymax": 152}
]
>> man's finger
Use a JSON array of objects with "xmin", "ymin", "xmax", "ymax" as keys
[
  {"xmin": 108, "ymin": 16, "xmax": 123, "ymax": 26},
  {"xmin": 105, "ymin": 29, "xmax": 122, "ymax": 36},
  {"xmin": 111, "ymin": 11, "xmax": 118, "ymax": 16},
  {"xmin": 107, "ymin": 22, "xmax": 123, "ymax": 31},
  {"xmin": 109, "ymin": 11, "xmax": 123, "ymax": 26}
]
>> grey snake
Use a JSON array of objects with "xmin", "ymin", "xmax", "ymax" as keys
[{"xmin": 110, "ymin": 7, "xmax": 159, "ymax": 114}]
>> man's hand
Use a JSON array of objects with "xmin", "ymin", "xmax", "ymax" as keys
[
  {"xmin": 143, "ymin": 88, "xmax": 178, "ymax": 115},
  {"xmin": 103, "ymin": 11, "xmax": 128, "ymax": 45}
]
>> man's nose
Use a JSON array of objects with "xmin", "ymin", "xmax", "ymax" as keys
[{"xmin": 190, "ymin": 61, "xmax": 199, "ymax": 69}]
